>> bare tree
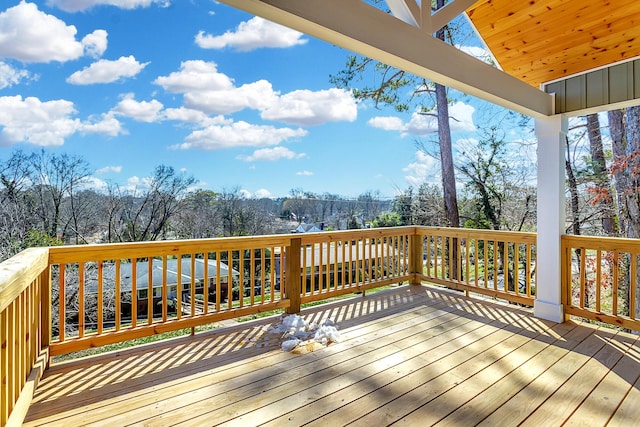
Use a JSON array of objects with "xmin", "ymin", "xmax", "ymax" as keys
[
  {"xmin": 0, "ymin": 150, "xmax": 89, "ymax": 259},
  {"xmin": 117, "ymin": 165, "xmax": 196, "ymax": 242},
  {"xmin": 29, "ymin": 150, "xmax": 92, "ymax": 238},
  {"xmin": 357, "ymin": 190, "xmax": 384, "ymax": 224},
  {"xmin": 173, "ymin": 189, "xmax": 220, "ymax": 239}
]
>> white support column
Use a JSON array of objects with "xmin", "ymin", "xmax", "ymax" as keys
[{"xmin": 534, "ymin": 115, "xmax": 567, "ymax": 323}]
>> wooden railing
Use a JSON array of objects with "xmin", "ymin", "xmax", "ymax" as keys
[
  {"xmin": 296, "ymin": 227, "xmax": 413, "ymax": 304},
  {"xmin": 416, "ymin": 227, "xmax": 537, "ymax": 306},
  {"xmin": 562, "ymin": 234, "xmax": 640, "ymax": 331},
  {"xmin": 9, "ymin": 226, "xmax": 638, "ymax": 426},
  {"xmin": 0, "ymin": 248, "xmax": 50, "ymax": 427},
  {"xmin": 47, "ymin": 235, "xmax": 292, "ymax": 356},
  {"xmin": 44, "ymin": 228, "xmax": 416, "ymax": 356}
]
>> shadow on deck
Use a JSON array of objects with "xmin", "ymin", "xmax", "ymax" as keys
[{"xmin": 24, "ymin": 284, "xmax": 640, "ymax": 426}]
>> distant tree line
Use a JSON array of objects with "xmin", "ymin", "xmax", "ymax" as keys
[
  {"xmin": 0, "ymin": 150, "xmax": 400, "ymax": 261},
  {"xmin": 0, "ymin": 142, "xmax": 546, "ymax": 264}
]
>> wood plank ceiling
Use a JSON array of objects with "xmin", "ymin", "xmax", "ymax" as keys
[{"xmin": 466, "ymin": 0, "xmax": 640, "ymax": 88}]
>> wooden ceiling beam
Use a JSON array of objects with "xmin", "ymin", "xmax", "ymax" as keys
[{"xmin": 219, "ymin": 0, "xmax": 554, "ymax": 117}]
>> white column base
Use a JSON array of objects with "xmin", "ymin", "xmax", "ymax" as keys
[{"xmin": 534, "ymin": 299, "xmax": 564, "ymax": 323}]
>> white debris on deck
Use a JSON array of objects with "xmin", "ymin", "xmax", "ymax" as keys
[{"xmin": 266, "ymin": 314, "xmax": 340, "ymax": 353}]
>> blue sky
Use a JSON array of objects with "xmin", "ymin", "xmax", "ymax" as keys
[{"xmin": 0, "ymin": 0, "xmax": 530, "ymax": 199}]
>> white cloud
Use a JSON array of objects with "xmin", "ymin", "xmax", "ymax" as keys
[
  {"xmin": 96, "ymin": 165, "xmax": 123, "ymax": 174},
  {"xmin": 238, "ymin": 189, "xmax": 252, "ymax": 199},
  {"xmin": 237, "ymin": 146, "xmax": 305, "ymax": 162},
  {"xmin": 448, "ymin": 102, "xmax": 477, "ymax": 132},
  {"xmin": 458, "ymin": 45, "xmax": 494, "ymax": 64},
  {"xmin": 367, "ymin": 116, "xmax": 404, "ymax": 131},
  {"xmin": 403, "ymin": 151, "xmax": 439, "ymax": 186},
  {"xmin": 47, "ymin": 0, "xmax": 170, "ymax": 13},
  {"xmin": 369, "ymin": 102, "xmax": 476, "ymax": 136},
  {"xmin": 164, "ymin": 107, "xmax": 229, "ymax": 126},
  {"xmin": 0, "ymin": 2, "xmax": 92, "ymax": 63},
  {"xmin": 123, "ymin": 174, "xmax": 156, "ymax": 193},
  {"xmin": 79, "ymin": 112, "xmax": 124, "ymax": 136},
  {"xmin": 0, "ymin": 62, "xmax": 30, "ymax": 89},
  {"xmin": 155, "ymin": 60, "xmax": 357, "ymax": 126},
  {"xmin": 154, "ymin": 60, "xmax": 234, "ymax": 93},
  {"xmin": 78, "ymin": 175, "xmax": 109, "ymax": 193},
  {"xmin": 195, "ymin": 17, "xmax": 307, "ymax": 52},
  {"xmin": 403, "ymin": 112, "xmax": 439, "ymax": 135},
  {"xmin": 296, "ymin": 170, "xmax": 313, "ymax": 176},
  {"xmin": 67, "ymin": 56, "xmax": 149, "ymax": 85},
  {"xmin": 184, "ymin": 79, "xmax": 278, "ymax": 115},
  {"xmin": 112, "ymin": 93, "xmax": 163, "ymax": 122},
  {"xmin": 175, "ymin": 121, "xmax": 307, "ymax": 151},
  {"xmin": 254, "ymin": 188, "xmax": 273, "ymax": 199},
  {"xmin": 261, "ymin": 88, "xmax": 357, "ymax": 126},
  {"xmin": 0, "ymin": 95, "xmax": 124, "ymax": 146},
  {"xmin": 82, "ymin": 29, "xmax": 108, "ymax": 58}
]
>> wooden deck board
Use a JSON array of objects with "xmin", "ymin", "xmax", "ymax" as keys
[{"xmin": 23, "ymin": 285, "xmax": 640, "ymax": 427}]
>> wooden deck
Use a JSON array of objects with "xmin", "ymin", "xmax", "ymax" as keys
[{"xmin": 23, "ymin": 285, "xmax": 640, "ymax": 426}]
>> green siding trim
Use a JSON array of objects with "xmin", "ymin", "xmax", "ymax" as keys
[{"xmin": 544, "ymin": 59, "xmax": 640, "ymax": 114}]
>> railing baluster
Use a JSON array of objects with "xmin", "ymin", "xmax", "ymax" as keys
[
  {"xmin": 115, "ymin": 260, "xmax": 121, "ymax": 330},
  {"xmin": 579, "ymin": 247, "xmax": 586, "ymax": 309},
  {"xmin": 1, "ymin": 300, "xmax": 8, "ymax": 423},
  {"xmin": 17, "ymin": 293, "xmax": 24, "ymax": 400},
  {"xmin": 162, "ymin": 256, "xmax": 168, "ymax": 322},
  {"xmin": 630, "ymin": 252, "xmax": 637, "ymax": 320},
  {"xmin": 227, "ymin": 251, "xmax": 233, "ymax": 311},
  {"xmin": 215, "ymin": 254, "xmax": 221, "ymax": 311},
  {"xmin": 271, "ymin": 247, "xmax": 277, "ymax": 302},
  {"xmin": 595, "ymin": 250, "xmax": 602, "ymax": 313},
  {"xmin": 189, "ymin": 255, "xmax": 196, "ymax": 317},
  {"xmin": 58, "ymin": 265, "xmax": 65, "ymax": 342},
  {"xmin": 238, "ymin": 250, "xmax": 244, "ymax": 308},
  {"xmin": 613, "ymin": 250, "xmax": 619, "ymax": 315},
  {"xmin": 203, "ymin": 253, "xmax": 209, "ymax": 314},
  {"xmin": 8, "ymin": 303, "xmax": 15, "ymax": 413},
  {"xmin": 147, "ymin": 259, "xmax": 153, "ymax": 325},
  {"xmin": 131, "ymin": 258, "xmax": 137, "ymax": 328},
  {"xmin": 474, "ymin": 239, "xmax": 479, "ymax": 289},
  {"xmin": 318, "ymin": 242, "xmax": 324, "ymax": 292},
  {"xmin": 514, "ymin": 242, "xmax": 520, "ymax": 295},
  {"xmin": 176, "ymin": 256, "xmax": 182, "ymax": 320},
  {"xmin": 335, "ymin": 241, "xmax": 341, "ymax": 289},
  {"xmin": 97, "ymin": 261, "xmax": 103, "ymax": 334},
  {"xmin": 78, "ymin": 264, "xmax": 85, "ymax": 338}
]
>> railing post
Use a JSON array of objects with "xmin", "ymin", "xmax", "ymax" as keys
[
  {"xmin": 285, "ymin": 237, "xmax": 302, "ymax": 314},
  {"xmin": 409, "ymin": 228, "xmax": 423, "ymax": 286}
]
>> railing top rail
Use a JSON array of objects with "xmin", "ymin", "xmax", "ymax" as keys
[
  {"xmin": 297, "ymin": 226, "xmax": 416, "ymax": 244},
  {"xmin": 46, "ymin": 226, "xmax": 541, "ymax": 264},
  {"xmin": 562, "ymin": 233, "xmax": 640, "ymax": 251},
  {"xmin": 0, "ymin": 247, "xmax": 49, "ymax": 312},
  {"xmin": 416, "ymin": 226, "xmax": 537, "ymax": 242},
  {"xmin": 48, "ymin": 234, "xmax": 295, "ymax": 264}
]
